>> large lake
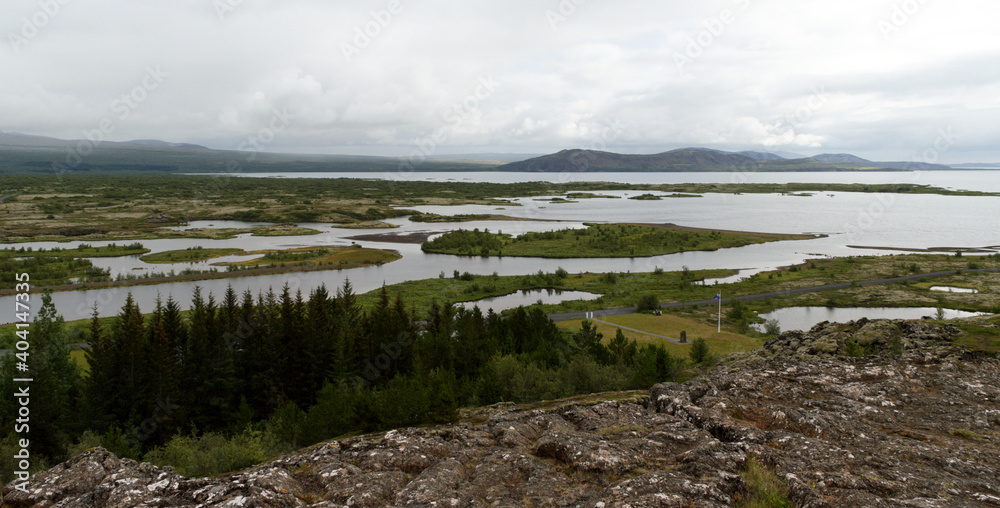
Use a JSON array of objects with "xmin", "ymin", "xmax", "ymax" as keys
[
  {"xmin": 188, "ymin": 170, "xmax": 1000, "ymax": 192},
  {"xmin": 3, "ymin": 171, "xmax": 999, "ymax": 323}
]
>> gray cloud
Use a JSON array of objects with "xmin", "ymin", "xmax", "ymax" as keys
[{"xmin": 2, "ymin": 0, "xmax": 999, "ymax": 162}]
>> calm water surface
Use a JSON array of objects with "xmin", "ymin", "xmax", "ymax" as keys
[
  {"xmin": 187, "ymin": 170, "xmax": 1000, "ymax": 193},
  {"xmin": 755, "ymin": 307, "xmax": 988, "ymax": 332},
  {"xmin": 3, "ymin": 171, "xmax": 999, "ymax": 323},
  {"xmin": 456, "ymin": 289, "xmax": 601, "ymax": 313}
]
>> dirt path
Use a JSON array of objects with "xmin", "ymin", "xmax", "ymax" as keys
[{"xmin": 590, "ymin": 318, "xmax": 687, "ymax": 345}]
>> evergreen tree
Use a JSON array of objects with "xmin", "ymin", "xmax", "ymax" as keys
[
  {"xmin": 277, "ymin": 285, "xmax": 312, "ymax": 406},
  {"xmin": 305, "ymin": 285, "xmax": 333, "ymax": 398},
  {"xmin": 333, "ymin": 280, "xmax": 361, "ymax": 381},
  {"xmin": 111, "ymin": 293, "xmax": 149, "ymax": 426},
  {"xmin": 239, "ymin": 291, "xmax": 280, "ymax": 417},
  {"xmin": 1, "ymin": 292, "xmax": 80, "ymax": 460},
  {"xmin": 83, "ymin": 304, "xmax": 114, "ymax": 431},
  {"xmin": 183, "ymin": 288, "xmax": 236, "ymax": 432},
  {"xmin": 141, "ymin": 298, "xmax": 179, "ymax": 446}
]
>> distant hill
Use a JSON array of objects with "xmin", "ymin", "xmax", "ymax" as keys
[
  {"xmin": 497, "ymin": 148, "xmax": 962, "ymax": 172},
  {"xmin": 811, "ymin": 153, "xmax": 950, "ymax": 170},
  {"xmin": 0, "ymin": 132, "xmax": 209, "ymax": 151},
  {"xmin": 0, "ymin": 131, "xmax": 975, "ymax": 174},
  {"xmin": 0, "ymin": 131, "xmax": 77, "ymax": 149},
  {"xmin": 127, "ymin": 139, "xmax": 210, "ymax": 150},
  {"xmin": 738, "ymin": 151, "xmax": 786, "ymax": 161},
  {"xmin": 497, "ymin": 148, "xmax": 881, "ymax": 172},
  {"xmin": 0, "ymin": 131, "xmax": 500, "ymax": 174},
  {"xmin": 434, "ymin": 153, "xmax": 542, "ymax": 163}
]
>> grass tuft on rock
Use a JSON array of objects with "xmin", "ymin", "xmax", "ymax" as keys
[{"xmin": 737, "ymin": 455, "xmax": 794, "ymax": 508}]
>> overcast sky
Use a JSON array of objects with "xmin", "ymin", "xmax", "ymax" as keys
[{"xmin": 2, "ymin": 1, "xmax": 999, "ymax": 162}]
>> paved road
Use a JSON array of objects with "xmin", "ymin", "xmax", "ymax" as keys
[
  {"xmin": 0, "ymin": 194, "xmax": 19, "ymax": 204},
  {"xmin": 549, "ymin": 267, "xmax": 1000, "ymax": 323}
]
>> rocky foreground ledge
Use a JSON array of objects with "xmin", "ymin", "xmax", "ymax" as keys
[{"xmin": 5, "ymin": 319, "xmax": 1000, "ymax": 507}]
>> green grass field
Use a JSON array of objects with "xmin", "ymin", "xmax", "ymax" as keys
[{"xmin": 556, "ymin": 313, "xmax": 760, "ymax": 358}]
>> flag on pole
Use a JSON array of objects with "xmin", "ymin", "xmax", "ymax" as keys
[{"xmin": 715, "ymin": 292, "xmax": 722, "ymax": 332}]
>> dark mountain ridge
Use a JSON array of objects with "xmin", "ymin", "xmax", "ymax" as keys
[
  {"xmin": 498, "ymin": 148, "xmax": 882, "ymax": 172},
  {"xmin": 811, "ymin": 153, "xmax": 950, "ymax": 170},
  {"xmin": 0, "ymin": 131, "xmax": 972, "ymax": 173},
  {"xmin": 498, "ymin": 147, "xmax": 959, "ymax": 172}
]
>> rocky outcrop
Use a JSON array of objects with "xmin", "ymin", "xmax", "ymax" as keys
[
  {"xmin": 6, "ymin": 319, "xmax": 1000, "ymax": 507},
  {"xmin": 726, "ymin": 318, "xmax": 965, "ymax": 363}
]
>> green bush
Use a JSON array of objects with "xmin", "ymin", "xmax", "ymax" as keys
[
  {"xmin": 843, "ymin": 337, "xmax": 866, "ymax": 357},
  {"xmin": 764, "ymin": 319, "xmax": 781, "ymax": 336},
  {"xmin": 636, "ymin": 294, "xmax": 660, "ymax": 312},
  {"xmin": 561, "ymin": 353, "xmax": 627, "ymax": 395},
  {"xmin": 144, "ymin": 427, "xmax": 283, "ymax": 478},
  {"xmin": 689, "ymin": 338, "xmax": 711, "ymax": 364},
  {"xmin": 477, "ymin": 355, "xmax": 557, "ymax": 403}
]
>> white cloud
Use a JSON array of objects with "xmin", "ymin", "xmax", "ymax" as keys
[{"xmin": 2, "ymin": 0, "xmax": 1000, "ymax": 161}]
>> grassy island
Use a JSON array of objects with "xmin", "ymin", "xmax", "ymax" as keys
[
  {"xmin": 421, "ymin": 223, "xmax": 814, "ymax": 258},
  {"xmin": 1, "ymin": 242, "xmax": 149, "ymax": 287},
  {"xmin": 224, "ymin": 245, "xmax": 400, "ymax": 269},
  {"xmin": 141, "ymin": 247, "xmax": 244, "ymax": 264}
]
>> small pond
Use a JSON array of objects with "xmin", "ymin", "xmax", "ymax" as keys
[
  {"xmin": 929, "ymin": 286, "xmax": 979, "ymax": 294},
  {"xmin": 755, "ymin": 306, "xmax": 988, "ymax": 333},
  {"xmin": 457, "ymin": 289, "xmax": 602, "ymax": 313}
]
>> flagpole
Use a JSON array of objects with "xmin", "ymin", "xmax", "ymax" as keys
[{"xmin": 717, "ymin": 291, "xmax": 721, "ymax": 333}]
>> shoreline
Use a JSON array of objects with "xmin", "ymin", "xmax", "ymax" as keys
[
  {"xmin": 0, "ymin": 255, "xmax": 401, "ymax": 296},
  {"xmin": 848, "ymin": 245, "xmax": 999, "ymax": 254}
]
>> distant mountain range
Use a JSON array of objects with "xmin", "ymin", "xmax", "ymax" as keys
[
  {"xmin": 0, "ymin": 131, "xmax": 210, "ymax": 151},
  {"xmin": 0, "ymin": 131, "xmax": 990, "ymax": 173},
  {"xmin": 0, "ymin": 131, "xmax": 497, "ymax": 174},
  {"xmin": 497, "ymin": 148, "xmax": 954, "ymax": 172}
]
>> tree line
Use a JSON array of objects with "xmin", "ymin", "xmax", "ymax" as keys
[{"xmin": 0, "ymin": 281, "xmax": 688, "ymax": 479}]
